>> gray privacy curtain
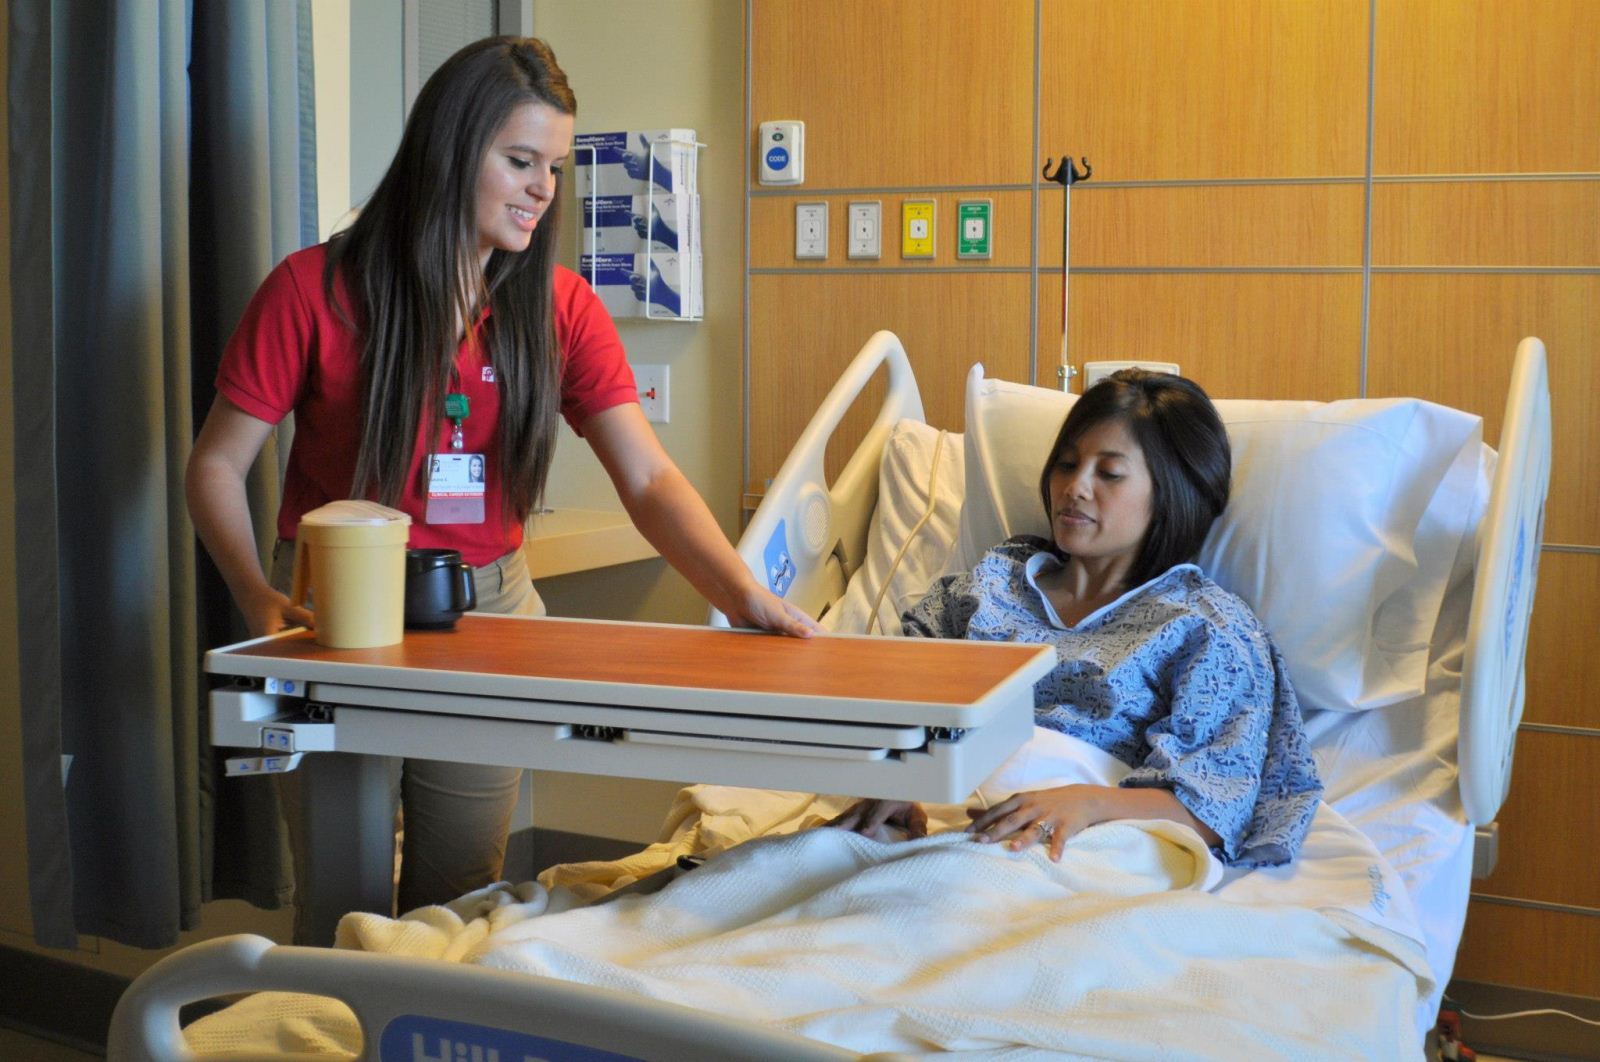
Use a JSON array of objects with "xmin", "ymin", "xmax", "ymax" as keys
[{"xmin": 8, "ymin": 0, "xmax": 316, "ymax": 948}]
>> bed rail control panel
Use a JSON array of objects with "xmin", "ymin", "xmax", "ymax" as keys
[{"xmin": 205, "ymin": 614, "xmax": 1056, "ymax": 802}]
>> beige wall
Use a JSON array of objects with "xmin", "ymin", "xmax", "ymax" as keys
[
  {"xmin": 531, "ymin": 0, "xmax": 746, "ymax": 628},
  {"xmin": 312, "ymin": 0, "xmax": 352, "ymax": 240},
  {"xmin": 520, "ymin": 0, "xmax": 748, "ymax": 838},
  {"xmin": 518, "ymin": 0, "xmax": 751, "ymax": 840}
]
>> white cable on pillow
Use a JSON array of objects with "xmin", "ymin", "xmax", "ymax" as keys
[{"xmin": 865, "ymin": 429, "xmax": 951, "ymax": 636}]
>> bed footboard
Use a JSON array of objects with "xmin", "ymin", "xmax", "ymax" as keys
[
  {"xmin": 715, "ymin": 330, "xmax": 925, "ymax": 625},
  {"xmin": 108, "ymin": 934, "xmax": 866, "ymax": 1062},
  {"xmin": 1459, "ymin": 337, "xmax": 1552, "ymax": 824}
]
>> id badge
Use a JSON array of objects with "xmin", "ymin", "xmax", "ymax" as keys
[{"xmin": 426, "ymin": 452, "xmax": 486, "ymax": 525}]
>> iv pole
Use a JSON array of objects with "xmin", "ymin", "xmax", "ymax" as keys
[{"xmin": 1042, "ymin": 155, "xmax": 1091, "ymax": 392}]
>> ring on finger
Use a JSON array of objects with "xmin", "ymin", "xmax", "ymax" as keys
[{"xmin": 1035, "ymin": 821, "xmax": 1056, "ymax": 843}]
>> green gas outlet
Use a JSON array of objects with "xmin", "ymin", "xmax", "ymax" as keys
[{"xmin": 957, "ymin": 199, "xmax": 993, "ymax": 259}]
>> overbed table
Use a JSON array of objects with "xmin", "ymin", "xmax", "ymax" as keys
[{"xmin": 206, "ymin": 613, "xmax": 1054, "ymax": 921}]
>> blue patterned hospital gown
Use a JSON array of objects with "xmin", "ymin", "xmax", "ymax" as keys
[{"xmin": 904, "ymin": 536, "xmax": 1322, "ymax": 867}]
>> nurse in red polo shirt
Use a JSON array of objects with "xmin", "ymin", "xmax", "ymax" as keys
[{"xmin": 185, "ymin": 37, "xmax": 814, "ymax": 946}]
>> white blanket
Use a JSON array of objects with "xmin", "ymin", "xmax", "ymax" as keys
[{"xmin": 187, "ymin": 730, "xmax": 1433, "ymax": 1060}]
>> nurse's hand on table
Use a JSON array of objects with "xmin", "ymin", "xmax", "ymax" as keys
[
  {"xmin": 720, "ymin": 582, "xmax": 821, "ymax": 638},
  {"xmin": 826, "ymin": 799, "xmax": 927, "ymax": 842},
  {"xmin": 241, "ymin": 584, "xmax": 315, "ymax": 639}
]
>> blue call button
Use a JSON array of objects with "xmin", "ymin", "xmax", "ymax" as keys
[{"xmin": 765, "ymin": 146, "xmax": 789, "ymax": 171}]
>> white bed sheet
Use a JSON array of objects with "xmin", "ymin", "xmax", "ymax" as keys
[{"xmin": 187, "ymin": 728, "xmax": 1434, "ymax": 1060}]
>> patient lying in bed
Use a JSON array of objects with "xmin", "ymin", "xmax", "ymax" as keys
[{"xmin": 831, "ymin": 368, "xmax": 1323, "ymax": 866}]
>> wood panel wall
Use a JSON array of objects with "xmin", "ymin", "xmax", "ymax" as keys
[{"xmin": 747, "ymin": 0, "xmax": 1600, "ymax": 1006}]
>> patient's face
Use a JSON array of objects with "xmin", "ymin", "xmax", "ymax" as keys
[{"xmin": 1046, "ymin": 418, "xmax": 1154, "ymax": 567}]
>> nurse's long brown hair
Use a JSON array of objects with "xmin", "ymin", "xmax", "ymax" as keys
[{"xmin": 325, "ymin": 37, "xmax": 574, "ymax": 523}]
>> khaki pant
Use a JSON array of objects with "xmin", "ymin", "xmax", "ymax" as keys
[{"xmin": 271, "ymin": 540, "xmax": 543, "ymax": 945}]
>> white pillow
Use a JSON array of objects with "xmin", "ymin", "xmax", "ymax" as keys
[
  {"xmin": 950, "ymin": 367, "xmax": 1485, "ymax": 714},
  {"xmin": 821, "ymin": 420, "xmax": 965, "ymax": 636}
]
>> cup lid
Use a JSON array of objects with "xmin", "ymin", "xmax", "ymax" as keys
[
  {"xmin": 300, "ymin": 500, "xmax": 413, "ymax": 527},
  {"xmin": 406, "ymin": 548, "xmax": 463, "ymax": 572}
]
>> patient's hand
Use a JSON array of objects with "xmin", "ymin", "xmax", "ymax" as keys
[
  {"xmin": 966, "ymin": 784, "xmax": 1109, "ymax": 861},
  {"xmin": 826, "ymin": 799, "xmax": 927, "ymax": 842},
  {"xmin": 967, "ymin": 783, "xmax": 1220, "ymax": 862}
]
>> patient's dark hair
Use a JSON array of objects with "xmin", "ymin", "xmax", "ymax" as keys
[{"xmin": 1037, "ymin": 369, "xmax": 1231, "ymax": 588}]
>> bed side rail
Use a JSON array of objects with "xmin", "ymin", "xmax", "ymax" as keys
[
  {"xmin": 713, "ymin": 330, "xmax": 925, "ymax": 625},
  {"xmin": 1458, "ymin": 337, "xmax": 1552, "ymax": 825},
  {"xmin": 108, "ymin": 933, "xmax": 866, "ymax": 1062}
]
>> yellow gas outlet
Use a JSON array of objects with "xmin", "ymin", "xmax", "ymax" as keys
[{"xmin": 901, "ymin": 200, "xmax": 936, "ymax": 259}]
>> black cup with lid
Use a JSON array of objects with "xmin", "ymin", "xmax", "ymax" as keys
[{"xmin": 404, "ymin": 549, "xmax": 476, "ymax": 629}]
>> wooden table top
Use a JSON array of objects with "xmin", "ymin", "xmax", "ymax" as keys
[{"xmin": 212, "ymin": 614, "xmax": 1051, "ymax": 708}]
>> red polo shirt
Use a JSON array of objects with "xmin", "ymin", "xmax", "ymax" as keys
[{"xmin": 216, "ymin": 243, "xmax": 636, "ymax": 566}]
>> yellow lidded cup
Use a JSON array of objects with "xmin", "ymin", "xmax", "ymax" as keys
[{"xmin": 290, "ymin": 501, "xmax": 413, "ymax": 648}]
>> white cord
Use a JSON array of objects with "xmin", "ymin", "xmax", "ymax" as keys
[
  {"xmin": 1456, "ymin": 1006, "xmax": 1600, "ymax": 1027},
  {"xmin": 864, "ymin": 429, "xmax": 949, "ymax": 636}
]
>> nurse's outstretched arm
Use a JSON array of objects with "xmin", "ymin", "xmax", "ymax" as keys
[
  {"xmin": 186, "ymin": 395, "xmax": 315, "ymax": 638},
  {"xmin": 581, "ymin": 403, "xmax": 818, "ymax": 637}
]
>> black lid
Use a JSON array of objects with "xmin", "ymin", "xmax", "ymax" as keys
[{"xmin": 406, "ymin": 548, "xmax": 463, "ymax": 573}]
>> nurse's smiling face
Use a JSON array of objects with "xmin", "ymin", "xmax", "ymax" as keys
[
  {"xmin": 475, "ymin": 100, "xmax": 573, "ymax": 265},
  {"xmin": 1046, "ymin": 417, "xmax": 1155, "ymax": 568}
]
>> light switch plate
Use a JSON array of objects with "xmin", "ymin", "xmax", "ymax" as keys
[
  {"xmin": 635, "ymin": 364, "xmax": 669, "ymax": 422},
  {"xmin": 795, "ymin": 201, "xmax": 828, "ymax": 259}
]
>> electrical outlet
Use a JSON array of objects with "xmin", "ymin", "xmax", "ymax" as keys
[
  {"xmin": 848, "ymin": 201, "xmax": 881, "ymax": 259},
  {"xmin": 901, "ymin": 199, "xmax": 935, "ymax": 258},
  {"xmin": 795, "ymin": 201, "xmax": 828, "ymax": 259},
  {"xmin": 635, "ymin": 364, "xmax": 669, "ymax": 423}
]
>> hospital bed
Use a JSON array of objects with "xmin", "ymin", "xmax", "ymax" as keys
[{"xmin": 109, "ymin": 332, "xmax": 1551, "ymax": 1060}]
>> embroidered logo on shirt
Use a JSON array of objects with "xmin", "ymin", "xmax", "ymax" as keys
[{"xmin": 481, "ymin": 366, "xmax": 496, "ymax": 383}]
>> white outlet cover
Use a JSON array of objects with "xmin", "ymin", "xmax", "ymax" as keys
[
  {"xmin": 795, "ymin": 201, "xmax": 828, "ymax": 259},
  {"xmin": 848, "ymin": 200, "xmax": 881, "ymax": 259}
]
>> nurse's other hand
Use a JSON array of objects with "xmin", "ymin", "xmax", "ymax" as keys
[
  {"xmin": 826, "ymin": 799, "xmax": 927, "ymax": 842},
  {"xmin": 723, "ymin": 583, "xmax": 820, "ymax": 638},
  {"xmin": 241, "ymin": 585, "xmax": 315, "ymax": 639}
]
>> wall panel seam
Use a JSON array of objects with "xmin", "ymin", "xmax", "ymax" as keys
[
  {"xmin": 1518, "ymin": 723, "xmax": 1600, "ymax": 739},
  {"xmin": 1360, "ymin": 0, "xmax": 1377, "ymax": 398},
  {"xmin": 1029, "ymin": 0, "xmax": 1040, "ymax": 387},
  {"xmin": 742, "ymin": 0, "xmax": 752, "ymax": 499},
  {"xmin": 751, "ymin": 183, "xmax": 1035, "ymax": 197},
  {"xmin": 751, "ymin": 266, "xmax": 1595, "ymax": 277},
  {"xmin": 748, "ymin": 174, "xmax": 1600, "ymax": 200},
  {"xmin": 750, "ymin": 267, "xmax": 1038, "ymax": 276},
  {"xmin": 1373, "ymin": 266, "xmax": 1600, "ymax": 275},
  {"xmin": 1042, "ymin": 266, "xmax": 1362, "ymax": 275},
  {"xmin": 1376, "ymin": 172, "xmax": 1600, "ymax": 183},
  {"xmin": 1470, "ymin": 894, "xmax": 1600, "ymax": 919}
]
